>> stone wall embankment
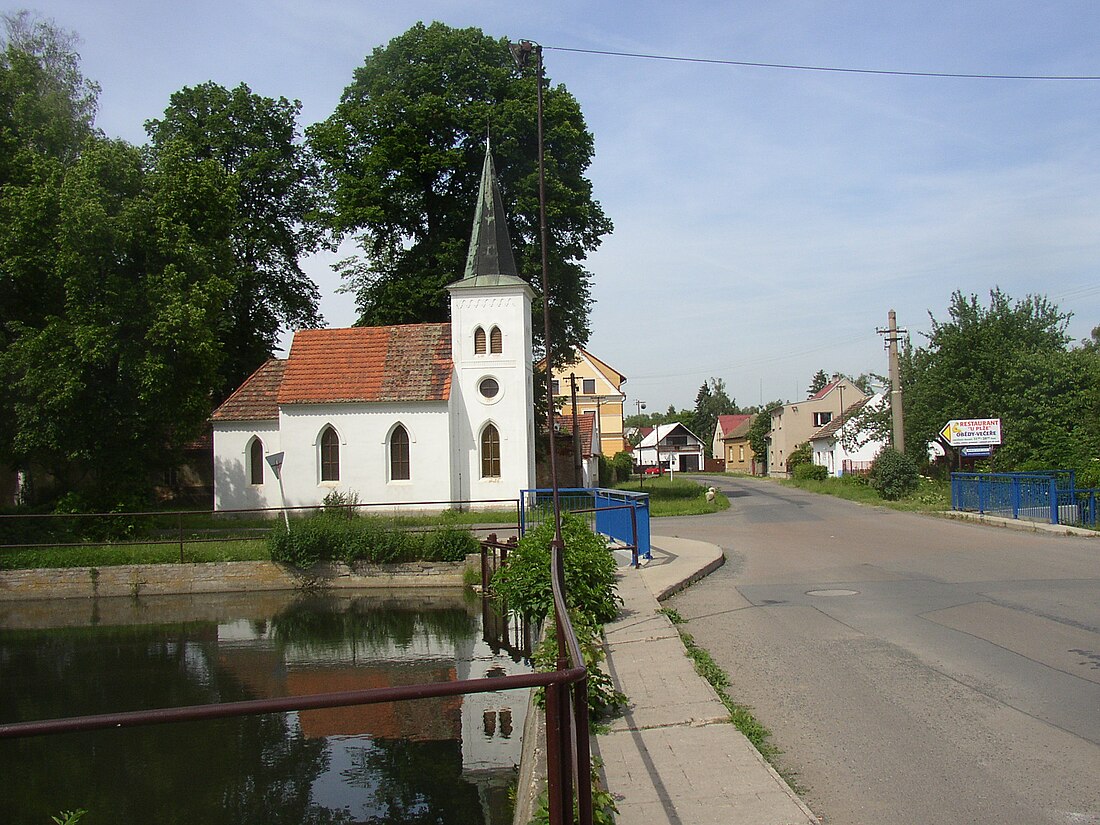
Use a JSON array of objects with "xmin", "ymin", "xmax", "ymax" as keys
[{"xmin": 0, "ymin": 557, "xmax": 473, "ymax": 603}]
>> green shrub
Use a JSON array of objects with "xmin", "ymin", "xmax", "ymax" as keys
[
  {"xmin": 532, "ymin": 612, "xmax": 627, "ymax": 722},
  {"xmin": 785, "ymin": 442, "xmax": 812, "ymax": 473},
  {"xmin": 491, "ymin": 513, "xmax": 620, "ymax": 624},
  {"xmin": 597, "ymin": 454, "xmax": 613, "ymax": 487},
  {"xmin": 793, "ymin": 463, "xmax": 828, "ymax": 481},
  {"xmin": 868, "ymin": 447, "xmax": 920, "ymax": 500},
  {"xmin": 424, "ymin": 526, "xmax": 479, "ymax": 561},
  {"xmin": 1077, "ymin": 463, "xmax": 1100, "ymax": 489},
  {"xmin": 268, "ymin": 514, "xmax": 476, "ymax": 567},
  {"xmin": 610, "ymin": 451, "xmax": 633, "ymax": 483}
]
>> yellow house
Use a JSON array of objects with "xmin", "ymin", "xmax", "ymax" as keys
[{"xmin": 543, "ymin": 347, "xmax": 627, "ymax": 456}]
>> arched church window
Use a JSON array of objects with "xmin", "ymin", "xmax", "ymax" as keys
[
  {"xmin": 481, "ymin": 424, "xmax": 501, "ymax": 478},
  {"xmin": 489, "ymin": 326, "xmax": 502, "ymax": 354},
  {"xmin": 474, "ymin": 326, "xmax": 487, "ymax": 355},
  {"xmin": 390, "ymin": 425, "xmax": 410, "ymax": 481},
  {"xmin": 249, "ymin": 438, "xmax": 264, "ymax": 485},
  {"xmin": 320, "ymin": 426, "xmax": 340, "ymax": 481}
]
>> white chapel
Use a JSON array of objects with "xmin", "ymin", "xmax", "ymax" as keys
[{"xmin": 210, "ymin": 145, "xmax": 536, "ymax": 511}]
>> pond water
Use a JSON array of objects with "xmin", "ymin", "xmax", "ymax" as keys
[{"xmin": 0, "ymin": 588, "xmax": 532, "ymax": 825}]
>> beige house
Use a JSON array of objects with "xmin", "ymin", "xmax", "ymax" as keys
[
  {"xmin": 545, "ymin": 347, "xmax": 627, "ymax": 456},
  {"xmin": 767, "ymin": 378, "xmax": 868, "ymax": 477},
  {"xmin": 715, "ymin": 414, "xmax": 758, "ymax": 474}
]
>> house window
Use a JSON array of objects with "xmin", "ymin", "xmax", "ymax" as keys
[
  {"xmin": 739, "ymin": 445, "xmax": 745, "ymax": 462},
  {"xmin": 489, "ymin": 326, "xmax": 502, "ymax": 354},
  {"xmin": 481, "ymin": 424, "xmax": 501, "ymax": 478},
  {"xmin": 320, "ymin": 426, "xmax": 340, "ymax": 481},
  {"xmin": 249, "ymin": 438, "xmax": 264, "ymax": 485},
  {"xmin": 582, "ymin": 378, "xmax": 595, "ymax": 394},
  {"xmin": 390, "ymin": 425, "xmax": 410, "ymax": 481},
  {"xmin": 813, "ymin": 411, "xmax": 833, "ymax": 427},
  {"xmin": 551, "ymin": 379, "xmax": 559, "ymax": 395},
  {"xmin": 474, "ymin": 326, "xmax": 487, "ymax": 355}
]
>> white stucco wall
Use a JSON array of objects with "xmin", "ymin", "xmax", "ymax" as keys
[
  {"xmin": 276, "ymin": 402, "xmax": 453, "ymax": 509},
  {"xmin": 213, "ymin": 421, "xmax": 281, "ymax": 511}
]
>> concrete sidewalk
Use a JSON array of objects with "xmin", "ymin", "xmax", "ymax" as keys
[{"xmin": 596, "ymin": 536, "xmax": 819, "ymax": 825}]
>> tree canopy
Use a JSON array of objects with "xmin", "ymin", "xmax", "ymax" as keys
[
  {"xmin": 807, "ymin": 369, "xmax": 829, "ymax": 397},
  {"xmin": 308, "ymin": 22, "xmax": 612, "ymax": 363},
  {"xmin": 145, "ymin": 81, "xmax": 325, "ymax": 397},
  {"xmin": 0, "ymin": 14, "xmax": 354, "ymax": 507},
  {"xmin": 692, "ymin": 378, "xmax": 739, "ymax": 456},
  {"xmin": 901, "ymin": 288, "xmax": 1100, "ymax": 473}
]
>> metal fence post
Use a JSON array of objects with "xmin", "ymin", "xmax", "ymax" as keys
[{"xmin": 1050, "ymin": 477, "xmax": 1059, "ymax": 525}]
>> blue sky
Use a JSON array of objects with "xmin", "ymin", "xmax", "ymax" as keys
[{"xmin": 15, "ymin": 1, "xmax": 1100, "ymax": 412}]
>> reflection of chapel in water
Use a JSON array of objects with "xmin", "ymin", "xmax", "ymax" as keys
[{"xmin": 214, "ymin": 591, "xmax": 533, "ymax": 805}]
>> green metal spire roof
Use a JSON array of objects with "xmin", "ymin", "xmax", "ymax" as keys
[{"xmin": 450, "ymin": 141, "xmax": 529, "ymax": 291}]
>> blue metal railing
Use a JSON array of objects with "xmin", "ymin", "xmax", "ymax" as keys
[
  {"xmin": 520, "ymin": 488, "xmax": 651, "ymax": 559},
  {"xmin": 950, "ymin": 471, "xmax": 1097, "ymax": 528}
]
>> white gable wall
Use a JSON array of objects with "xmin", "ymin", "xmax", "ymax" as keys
[{"xmin": 213, "ymin": 421, "xmax": 281, "ymax": 511}]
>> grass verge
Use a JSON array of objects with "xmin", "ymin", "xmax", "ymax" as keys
[
  {"xmin": 774, "ymin": 475, "xmax": 950, "ymax": 512},
  {"xmin": 0, "ymin": 539, "xmax": 270, "ymax": 570},
  {"xmin": 613, "ymin": 476, "xmax": 730, "ymax": 517},
  {"xmin": 657, "ymin": 605, "xmax": 809, "ymax": 794}
]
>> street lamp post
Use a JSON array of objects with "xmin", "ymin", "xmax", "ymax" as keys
[{"xmin": 633, "ymin": 400, "xmax": 647, "ymax": 486}]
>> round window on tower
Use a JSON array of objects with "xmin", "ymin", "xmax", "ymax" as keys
[{"xmin": 479, "ymin": 377, "xmax": 500, "ymax": 400}]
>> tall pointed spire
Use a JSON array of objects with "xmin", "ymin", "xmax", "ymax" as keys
[{"xmin": 459, "ymin": 140, "xmax": 522, "ymax": 284}]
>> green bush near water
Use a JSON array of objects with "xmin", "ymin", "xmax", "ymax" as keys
[
  {"xmin": 490, "ymin": 513, "xmax": 620, "ymax": 624},
  {"xmin": 268, "ymin": 513, "xmax": 478, "ymax": 568}
]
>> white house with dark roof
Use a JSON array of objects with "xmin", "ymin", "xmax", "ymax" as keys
[
  {"xmin": 211, "ymin": 144, "xmax": 535, "ymax": 511},
  {"xmin": 809, "ymin": 392, "xmax": 889, "ymax": 476}
]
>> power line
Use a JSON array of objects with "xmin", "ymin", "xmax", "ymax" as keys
[{"xmin": 545, "ymin": 45, "xmax": 1100, "ymax": 81}]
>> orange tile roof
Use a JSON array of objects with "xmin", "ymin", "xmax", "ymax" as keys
[
  {"xmin": 277, "ymin": 324, "xmax": 452, "ymax": 405},
  {"xmin": 211, "ymin": 359, "xmax": 286, "ymax": 421},
  {"xmin": 556, "ymin": 411, "xmax": 596, "ymax": 456}
]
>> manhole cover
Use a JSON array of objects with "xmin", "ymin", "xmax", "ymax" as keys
[{"xmin": 805, "ymin": 588, "xmax": 859, "ymax": 597}]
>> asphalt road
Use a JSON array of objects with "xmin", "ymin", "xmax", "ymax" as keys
[{"xmin": 663, "ymin": 476, "xmax": 1100, "ymax": 825}]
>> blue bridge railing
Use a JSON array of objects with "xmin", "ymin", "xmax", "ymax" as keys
[
  {"xmin": 520, "ymin": 488, "xmax": 651, "ymax": 560},
  {"xmin": 950, "ymin": 471, "xmax": 1097, "ymax": 529}
]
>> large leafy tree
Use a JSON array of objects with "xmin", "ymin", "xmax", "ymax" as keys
[
  {"xmin": 145, "ymin": 82, "xmax": 325, "ymax": 397},
  {"xmin": 0, "ymin": 15, "xmax": 235, "ymax": 507},
  {"xmin": 902, "ymin": 288, "xmax": 1100, "ymax": 472},
  {"xmin": 0, "ymin": 12, "xmax": 100, "ymax": 354},
  {"xmin": 308, "ymin": 22, "xmax": 612, "ymax": 362},
  {"xmin": 1, "ymin": 138, "xmax": 232, "ymax": 506},
  {"xmin": 748, "ymin": 403, "xmax": 780, "ymax": 472}
]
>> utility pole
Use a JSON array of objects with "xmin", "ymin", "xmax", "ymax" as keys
[
  {"xmin": 569, "ymin": 374, "xmax": 583, "ymax": 487},
  {"xmin": 876, "ymin": 310, "xmax": 908, "ymax": 453}
]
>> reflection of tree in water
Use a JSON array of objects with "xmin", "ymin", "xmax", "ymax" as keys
[
  {"xmin": 341, "ymin": 738, "xmax": 486, "ymax": 825},
  {"xmin": 270, "ymin": 596, "xmax": 477, "ymax": 654},
  {"xmin": 219, "ymin": 716, "xmax": 354, "ymax": 825},
  {"xmin": 0, "ymin": 626, "xmax": 348, "ymax": 825}
]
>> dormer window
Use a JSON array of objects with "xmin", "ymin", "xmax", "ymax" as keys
[
  {"xmin": 489, "ymin": 326, "xmax": 502, "ymax": 354},
  {"xmin": 474, "ymin": 326, "xmax": 487, "ymax": 355}
]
